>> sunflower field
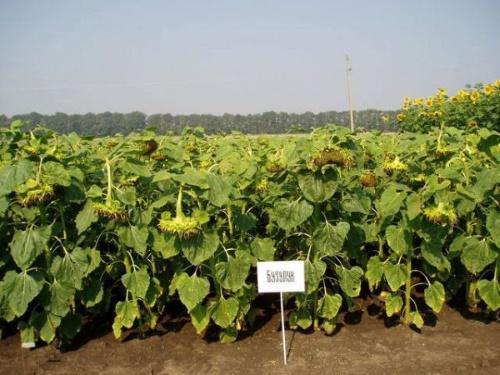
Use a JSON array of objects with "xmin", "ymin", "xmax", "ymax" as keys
[{"xmin": 0, "ymin": 83, "xmax": 499, "ymax": 348}]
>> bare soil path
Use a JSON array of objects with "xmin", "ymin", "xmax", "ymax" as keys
[{"xmin": 1, "ymin": 305, "xmax": 498, "ymax": 375}]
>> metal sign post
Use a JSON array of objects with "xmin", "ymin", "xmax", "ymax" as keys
[{"xmin": 257, "ymin": 261, "xmax": 305, "ymax": 366}]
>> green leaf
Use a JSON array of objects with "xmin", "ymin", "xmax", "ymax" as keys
[
  {"xmin": 43, "ymin": 162, "xmax": 71, "ymax": 186},
  {"xmin": 177, "ymin": 273, "xmax": 210, "ymax": 312},
  {"xmin": 117, "ymin": 225, "xmax": 149, "ymax": 256},
  {"xmin": 365, "ymin": 256, "xmax": 384, "ymax": 290},
  {"xmin": 219, "ymin": 326, "xmax": 238, "ymax": 343},
  {"xmin": 318, "ymin": 293, "xmax": 342, "ymax": 320},
  {"xmin": 477, "ymin": 279, "xmax": 500, "ymax": 311},
  {"xmin": 410, "ymin": 311, "xmax": 424, "ymax": 329},
  {"xmin": 297, "ymin": 171, "xmax": 336, "ymax": 202},
  {"xmin": 460, "ymin": 238, "xmax": 497, "ymax": 275},
  {"xmin": 406, "ymin": 193, "xmax": 421, "ymax": 220},
  {"xmin": 81, "ymin": 278, "xmax": 103, "ymax": 308},
  {"xmin": 212, "ymin": 297, "xmax": 239, "ymax": 328},
  {"xmin": 179, "ymin": 231, "xmax": 219, "ymax": 265},
  {"xmin": 424, "ymin": 281, "xmax": 445, "ymax": 313},
  {"xmin": 152, "ymin": 229, "xmax": 179, "ymax": 259},
  {"xmin": 385, "ymin": 225, "xmax": 412, "ymax": 256},
  {"xmin": 272, "ymin": 199, "xmax": 313, "ymax": 231},
  {"xmin": 10, "ymin": 226, "xmax": 51, "ymax": 270},
  {"xmin": 377, "ymin": 185, "xmax": 407, "ymax": 217},
  {"xmin": 422, "ymin": 241, "xmax": 451, "ymax": 272},
  {"xmin": 384, "ymin": 292, "xmax": 403, "ymax": 317},
  {"xmin": 486, "ymin": 210, "xmax": 500, "ymax": 247},
  {"xmin": 305, "ymin": 260, "xmax": 326, "ymax": 294},
  {"xmin": 121, "ymin": 267, "xmax": 150, "ymax": 299},
  {"xmin": 4, "ymin": 270, "xmax": 44, "ymax": 316},
  {"xmin": 250, "ymin": 237, "xmax": 275, "ymax": 261},
  {"xmin": 337, "ymin": 266, "xmax": 363, "ymax": 297},
  {"xmin": 122, "ymin": 159, "xmax": 151, "ymax": 177},
  {"xmin": 384, "ymin": 263, "xmax": 407, "ymax": 292},
  {"xmin": 206, "ymin": 173, "xmax": 231, "ymax": 207},
  {"xmin": 41, "ymin": 280, "xmax": 75, "ymax": 317},
  {"xmin": 215, "ymin": 254, "xmax": 251, "ymax": 292},
  {"xmin": 173, "ymin": 168, "xmax": 208, "ymax": 188},
  {"xmin": 313, "ymin": 221, "xmax": 350, "ymax": 256},
  {"xmin": 33, "ymin": 311, "xmax": 62, "ymax": 343},
  {"xmin": 50, "ymin": 247, "xmax": 96, "ymax": 290},
  {"xmin": 289, "ymin": 308, "xmax": 312, "ymax": 330},
  {"xmin": 0, "ymin": 160, "xmax": 34, "ymax": 196},
  {"xmin": 112, "ymin": 300, "xmax": 140, "ymax": 339},
  {"xmin": 75, "ymin": 201, "xmax": 98, "ymax": 234},
  {"xmin": 190, "ymin": 304, "xmax": 211, "ymax": 335}
]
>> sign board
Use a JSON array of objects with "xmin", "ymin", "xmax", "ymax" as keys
[{"xmin": 257, "ymin": 261, "xmax": 305, "ymax": 293}]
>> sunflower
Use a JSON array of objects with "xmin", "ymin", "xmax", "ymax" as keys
[{"xmin": 423, "ymin": 202, "xmax": 457, "ymax": 225}]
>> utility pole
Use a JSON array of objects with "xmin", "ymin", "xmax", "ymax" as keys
[{"xmin": 346, "ymin": 55, "xmax": 355, "ymax": 132}]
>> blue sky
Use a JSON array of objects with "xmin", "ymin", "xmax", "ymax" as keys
[{"xmin": 0, "ymin": 0, "xmax": 499, "ymax": 115}]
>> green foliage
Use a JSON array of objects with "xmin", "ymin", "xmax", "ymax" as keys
[{"xmin": 0, "ymin": 117, "xmax": 498, "ymax": 348}]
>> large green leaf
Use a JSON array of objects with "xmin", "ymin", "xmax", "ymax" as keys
[
  {"xmin": 305, "ymin": 259, "xmax": 326, "ymax": 294},
  {"xmin": 376, "ymin": 185, "xmax": 407, "ymax": 217},
  {"xmin": 0, "ymin": 159, "xmax": 34, "ymax": 196},
  {"xmin": 176, "ymin": 273, "xmax": 210, "ymax": 312},
  {"xmin": 121, "ymin": 267, "xmax": 150, "ymax": 299},
  {"xmin": 337, "ymin": 266, "xmax": 363, "ymax": 297},
  {"xmin": 486, "ymin": 210, "xmax": 500, "ymax": 247},
  {"xmin": 460, "ymin": 237, "xmax": 497, "ymax": 275},
  {"xmin": 424, "ymin": 281, "xmax": 445, "ymax": 313},
  {"xmin": 43, "ymin": 161, "xmax": 71, "ymax": 186},
  {"xmin": 3, "ymin": 270, "xmax": 44, "ymax": 316},
  {"xmin": 40, "ymin": 280, "xmax": 75, "ymax": 317},
  {"xmin": 318, "ymin": 293, "xmax": 342, "ymax": 319},
  {"xmin": 212, "ymin": 297, "xmax": 239, "ymax": 328},
  {"xmin": 272, "ymin": 199, "xmax": 313, "ymax": 231},
  {"xmin": 206, "ymin": 173, "xmax": 231, "ymax": 207},
  {"xmin": 75, "ymin": 201, "xmax": 98, "ymax": 234},
  {"xmin": 250, "ymin": 237, "xmax": 275, "ymax": 261},
  {"xmin": 313, "ymin": 221, "xmax": 350, "ymax": 256},
  {"xmin": 117, "ymin": 225, "xmax": 149, "ymax": 256},
  {"xmin": 190, "ymin": 304, "xmax": 211, "ymax": 335},
  {"xmin": 179, "ymin": 231, "xmax": 219, "ymax": 265},
  {"xmin": 385, "ymin": 225, "xmax": 412, "ymax": 256},
  {"xmin": 384, "ymin": 263, "xmax": 407, "ymax": 292},
  {"xmin": 477, "ymin": 279, "xmax": 500, "ymax": 311},
  {"xmin": 112, "ymin": 300, "xmax": 140, "ymax": 339},
  {"xmin": 384, "ymin": 292, "xmax": 403, "ymax": 317},
  {"xmin": 365, "ymin": 256, "xmax": 384, "ymax": 290},
  {"xmin": 297, "ymin": 171, "xmax": 336, "ymax": 202},
  {"xmin": 215, "ymin": 254, "xmax": 251, "ymax": 292},
  {"xmin": 10, "ymin": 225, "xmax": 51, "ymax": 270}
]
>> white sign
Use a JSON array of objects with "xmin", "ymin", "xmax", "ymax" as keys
[{"xmin": 257, "ymin": 261, "xmax": 305, "ymax": 294}]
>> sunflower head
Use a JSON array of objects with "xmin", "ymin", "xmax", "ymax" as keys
[
  {"xmin": 383, "ymin": 156, "xmax": 408, "ymax": 173},
  {"xmin": 423, "ymin": 202, "xmax": 457, "ymax": 225},
  {"xmin": 92, "ymin": 201, "xmax": 127, "ymax": 220},
  {"xmin": 17, "ymin": 180, "xmax": 54, "ymax": 206},
  {"xmin": 158, "ymin": 216, "xmax": 202, "ymax": 239},
  {"xmin": 256, "ymin": 178, "xmax": 269, "ymax": 193},
  {"xmin": 359, "ymin": 172, "xmax": 377, "ymax": 187},
  {"xmin": 312, "ymin": 147, "xmax": 353, "ymax": 169},
  {"xmin": 143, "ymin": 139, "xmax": 158, "ymax": 155}
]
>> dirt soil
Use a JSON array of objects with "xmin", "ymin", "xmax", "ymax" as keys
[{"xmin": 1, "ymin": 304, "xmax": 499, "ymax": 375}]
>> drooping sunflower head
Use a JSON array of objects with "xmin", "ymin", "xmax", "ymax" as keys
[
  {"xmin": 92, "ymin": 201, "xmax": 127, "ymax": 220},
  {"xmin": 17, "ymin": 180, "xmax": 54, "ymax": 206},
  {"xmin": 158, "ymin": 216, "xmax": 202, "ymax": 239},
  {"xmin": 256, "ymin": 178, "xmax": 269, "ymax": 193},
  {"xmin": 383, "ymin": 156, "xmax": 408, "ymax": 173},
  {"xmin": 423, "ymin": 202, "xmax": 457, "ymax": 225},
  {"xmin": 312, "ymin": 147, "xmax": 353, "ymax": 169},
  {"xmin": 143, "ymin": 139, "xmax": 158, "ymax": 155},
  {"xmin": 359, "ymin": 172, "xmax": 377, "ymax": 187}
]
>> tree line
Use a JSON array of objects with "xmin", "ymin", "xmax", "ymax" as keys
[{"xmin": 0, "ymin": 109, "xmax": 398, "ymax": 136}]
